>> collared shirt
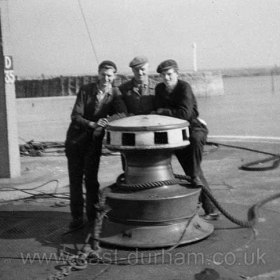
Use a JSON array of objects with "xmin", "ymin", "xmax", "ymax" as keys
[
  {"xmin": 96, "ymin": 84, "xmax": 112, "ymax": 102},
  {"xmin": 119, "ymin": 78, "xmax": 158, "ymax": 115},
  {"xmin": 95, "ymin": 84, "xmax": 113, "ymax": 113},
  {"xmin": 132, "ymin": 79, "xmax": 148, "ymax": 95}
]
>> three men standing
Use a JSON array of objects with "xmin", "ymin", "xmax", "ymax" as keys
[{"xmin": 65, "ymin": 57, "xmax": 218, "ymax": 230}]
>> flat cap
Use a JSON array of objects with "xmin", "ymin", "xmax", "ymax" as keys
[
  {"xmin": 98, "ymin": 60, "xmax": 117, "ymax": 72},
  {"xmin": 129, "ymin": 56, "xmax": 148, "ymax": 68},
  {"xmin": 157, "ymin": 59, "xmax": 179, "ymax": 73}
]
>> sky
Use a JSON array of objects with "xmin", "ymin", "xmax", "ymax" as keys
[{"xmin": 0, "ymin": 0, "xmax": 280, "ymax": 77}]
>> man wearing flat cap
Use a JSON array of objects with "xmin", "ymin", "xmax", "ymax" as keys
[
  {"xmin": 154, "ymin": 59, "xmax": 218, "ymax": 220},
  {"xmin": 65, "ymin": 60, "xmax": 126, "ymax": 229},
  {"xmin": 119, "ymin": 56, "xmax": 157, "ymax": 115}
]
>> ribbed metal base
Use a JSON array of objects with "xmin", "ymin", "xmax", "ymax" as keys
[
  {"xmin": 99, "ymin": 214, "xmax": 213, "ymax": 248},
  {"xmin": 99, "ymin": 185, "xmax": 213, "ymax": 248}
]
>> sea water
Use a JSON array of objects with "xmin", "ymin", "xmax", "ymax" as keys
[{"xmin": 198, "ymin": 75, "xmax": 280, "ymax": 138}]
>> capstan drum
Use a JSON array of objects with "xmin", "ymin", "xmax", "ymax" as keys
[{"xmin": 99, "ymin": 115, "xmax": 213, "ymax": 248}]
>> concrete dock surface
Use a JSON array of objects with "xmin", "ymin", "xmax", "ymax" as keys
[{"xmin": 0, "ymin": 138, "xmax": 280, "ymax": 280}]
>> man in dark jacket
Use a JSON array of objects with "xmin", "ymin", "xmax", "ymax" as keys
[
  {"xmin": 119, "ymin": 56, "xmax": 157, "ymax": 115},
  {"xmin": 65, "ymin": 60, "xmax": 126, "ymax": 229},
  {"xmin": 154, "ymin": 59, "xmax": 218, "ymax": 220}
]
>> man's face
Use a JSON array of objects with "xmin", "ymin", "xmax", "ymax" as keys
[
  {"xmin": 132, "ymin": 63, "xmax": 149, "ymax": 83},
  {"xmin": 160, "ymin": 68, "xmax": 178, "ymax": 90},
  {"xmin": 98, "ymin": 67, "xmax": 116, "ymax": 88}
]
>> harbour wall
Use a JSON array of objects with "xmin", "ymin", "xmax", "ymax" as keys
[
  {"xmin": 16, "ymin": 71, "xmax": 224, "ymax": 98},
  {"xmin": 16, "ymin": 71, "xmax": 224, "ymax": 142}
]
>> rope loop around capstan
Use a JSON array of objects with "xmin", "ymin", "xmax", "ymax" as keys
[{"xmin": 115, "ymin": 173, "xmax": 192, "ymax": 191}]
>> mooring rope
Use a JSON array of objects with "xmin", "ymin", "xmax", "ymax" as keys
[
  {"xmin": 115, "ymin": 173, "xmax": 191, "ymax": 191},
  {"xmin": 206, "ymin": 141, "xmax": 280, "ymax": 171},
  {"xmin": 48, "ymin": 141, "xmax": 280, "ymax": 279}
]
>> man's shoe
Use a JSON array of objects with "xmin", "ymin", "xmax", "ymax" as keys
[
  {"xmin": 69, "ymin": 217, "xmax": 84, "ymax": 230},
  {"xmin": 203, "ymin": 211, "xmax": 220, "ymax": 221},
  {"xmin": 190, "ymin": 177, "xmax": 204, "ymax": 188}
]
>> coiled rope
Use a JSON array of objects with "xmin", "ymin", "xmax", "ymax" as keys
[
  {"xmin": 48, "ymin": 175, "xmax": 280, "ymax": 279},
  {"xmin": 48, "ymin": 141, "xmax": 280, "ymax": 279}
]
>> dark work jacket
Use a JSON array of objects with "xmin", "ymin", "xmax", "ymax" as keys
[
  {"xmin": 65, "ymin": 83, "xmax": 126, "ymax": 148},
  {"xmin": 119, "ymin": 78, "xmax": 157, "ymax": 115},
  {"xmin": 155, "ymin": 79, "xmax": 205, "ymax": 130}
]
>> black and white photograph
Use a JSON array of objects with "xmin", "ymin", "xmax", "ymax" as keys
[{"xmin": 0, "ymin": 0, "xmax": 279, "ymax": 279}]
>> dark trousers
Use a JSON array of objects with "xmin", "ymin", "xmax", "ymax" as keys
[
  {"xmin": 175, "ymin": 125, "xmax": 215, "ymax": 214},
  {"xmin": 65, "ymin": 134, "xmax": 103, "ymax": 221}
]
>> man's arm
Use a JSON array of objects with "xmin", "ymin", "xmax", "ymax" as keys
[
  {"xmin": 155, "ymin": 82, "xmax": 196, "ymax": 121},
  {"xmin": 169, "ymin": 84, "xmax": 196, "ymax": 121}
]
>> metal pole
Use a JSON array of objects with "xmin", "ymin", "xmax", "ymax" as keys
[{"xmin": 192, "ymin": 42, "xmax": 197, "ymax": 72}]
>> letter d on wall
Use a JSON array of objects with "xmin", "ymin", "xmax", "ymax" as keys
[{"xmin": 4, "ymin": 56, "xmax": 15, "ymax": 84}]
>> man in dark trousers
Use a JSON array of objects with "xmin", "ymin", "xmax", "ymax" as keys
[
  {"xmin": 154, "ymin": 59, "xmax": 218, "ymax": 220},
  {"xmin": 65, "ymin": 60, "xmax": 126, "ymax": 229}
]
